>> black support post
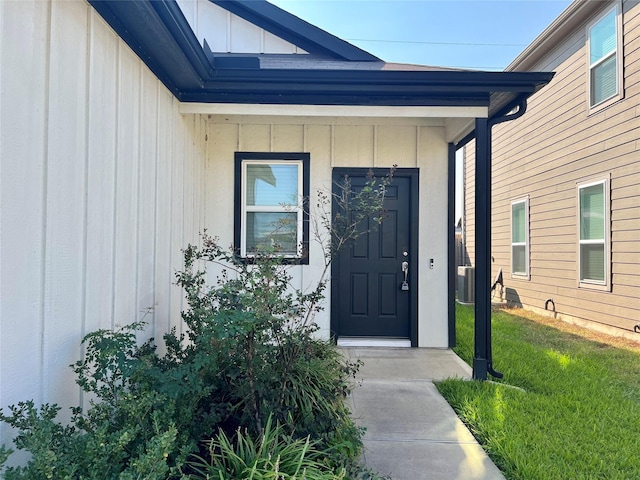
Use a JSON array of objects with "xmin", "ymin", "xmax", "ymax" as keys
[{"xmin": 473, "ymin": 118, "xmax": 491, "ymax": 381}]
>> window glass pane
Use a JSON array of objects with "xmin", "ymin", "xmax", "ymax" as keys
[
  {"xmin": 590, "ymin": 9, "xmax": 616, "ymax": 64},
  {"xmin": 512, "ymin": 245, "xmax": 526, "ymax": 274},
  {"xmin": 581, "ymin": 243, "xmax": 605, "ymax": 282},
  {"xmin": 246, "ymin": 212, "xmax": 298, "ymax": 254},
  {"xmin": 246, "ymin": 164, "xmax": 299, "ymax": 206},
  {"xmin": 591, "ymin": 54, "xmax": 617, "ymax": 105},
  {"xmin": 580, "ymin": 184, "xmax": 605, "ymax": 240},
  {"xmin": 512, "ymin": 202, "xmax": 526, "ymax": 243}
]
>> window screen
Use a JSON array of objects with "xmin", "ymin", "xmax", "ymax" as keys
[
  {"xmin": 511, "ymin": 198, "xmax": 529, "ymax": 277},
  {"xmin": 589, "ymin": 8, "xmax": 618, "ymax": 107},
  {"xmin": 234, "ymin": 153, "xmax": 310, "ymax": 262},
  {"xmin": 579, "ymin": 182, "xmax": 606, "ymax": 283}
]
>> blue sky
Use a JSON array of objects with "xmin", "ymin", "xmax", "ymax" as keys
[{"xmin": 268, "ymin": 0, "xmax": 573, "ymax": 70}]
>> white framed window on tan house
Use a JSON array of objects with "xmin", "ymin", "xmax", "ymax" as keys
[
  {"xmin": 511, "ymin": 197, "xmax": 530, "ymax": 279},
  {"xmin": 234, "ymin": 152, "xmax": 310, "ymax": 264},
  {"xmin": 587, "ymin": 4, "xmax": 623, "ymax": 110},
  {"xmin": 577, "ymin": 178, "xmax": 610, "ymax": 290}
]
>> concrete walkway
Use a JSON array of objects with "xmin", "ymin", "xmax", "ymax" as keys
[{"xmin": 341, "ymin": 348, "xmax": 505, "ymax": 480}]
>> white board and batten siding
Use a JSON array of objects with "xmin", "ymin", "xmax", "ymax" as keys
[
  {"xmin": 204, "ymin": 116, "xmax": 451, "ymax": 348},
  {"xmin": 1, "ymin": 0, "xmax": 456, "ymax": 458},
  {"xmin": 464, "ymin": 0, "xmax": 640, "ymax": 338},
  {"xmin": 0, "ymin": 0, "xmax": 206, "ymax": 447},
  {"xmin": 177, "ymin": 0, "xmax": 307, "ymax": 54}
]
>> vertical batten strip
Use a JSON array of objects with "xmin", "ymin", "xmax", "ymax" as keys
[
  {"xmin": 135, "ymin": 61, "xmax": 143, "ymax": 330},
  {"xmin": 110, "ymin": 42, "xmax": 121, "ymax": 331},
  {"xmin": 158, "ymin": 90, "xmax": 174, "ymax": 338},
  {"xmin": 39, "ymin": 0, "xmax": 53, "ymax": 406},
  {"xmin": 168, "ymin": 93, "xmax": 175, "ymax": 335},
  {"xmin": 169, "ymin": 98, "xmax": 185, "ymax": 335},
  {"xmin": 415, "ymin": 125, "xmax": 420, "ymax": 168},
  {"xmin": 270, "ymin": 123, "xmax": 274, "ymax": 151},
  {"xmin": 137, "ymin": 68, "xmax": 159, "ymax": 334},
  {"xmin": 44, "ymin": 0, "xmax": 89, "ymax": 411},
  {"xmin": 200, "ymin": 116, "xmax": 206, "ymax": 234},
  {"xmin": 79, "ymin": 4, "xmax": 93, "ymax": 409},
  {"xmin": 330, "ymin": 124, "xmax": 335, "ymax": 167},
  {"xmin": 373, "ymin": 124, "xmax": 378, "ymax": 167},
  {"xmin": 154, "ymin": 91, "xmax": 163, "ymax": 342},
  {"xmin": 151, "ymin": 81, "xmax": 160, "ymax": 335}
]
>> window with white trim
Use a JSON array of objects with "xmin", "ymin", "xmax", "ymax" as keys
[
  {"xmin": 588, "ymin": 6, "xmax": 620, "ymax": 108},
  {"xmin": 511, "ymin": 197, "xmax": 529, "ymax": 278},
  {"xmin": 234, "ymin": 152, "xmax": 309, "ymax": 262},
  {"xmin": 578, "ymin": 179, "xmax": 610, "ymax": 288}
]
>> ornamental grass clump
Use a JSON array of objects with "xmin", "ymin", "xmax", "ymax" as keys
[{"xmin": 187, "ymin": 414, "xmax": 346, "ymax": 479}]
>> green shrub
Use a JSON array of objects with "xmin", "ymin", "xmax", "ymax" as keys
[
  {"xmin": 1, "ymin": 170, "xmax": 394, "ymax": 478},
  {"xmin": 171, "ymin": 237, "xmax": 365, "ymax": 443},
  {"xmin": 0, "ymin": 327, "xmax": 184, "ymax": 480}
]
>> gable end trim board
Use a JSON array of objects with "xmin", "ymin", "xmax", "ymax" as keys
[{"xmin": 209, "ymin": 0, "xmax": 380, "ymax": 62}]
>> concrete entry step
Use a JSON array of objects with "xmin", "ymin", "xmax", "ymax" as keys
[{"xmin": 337, "ymin": 337, "xmax": 411, "ymax": 348}]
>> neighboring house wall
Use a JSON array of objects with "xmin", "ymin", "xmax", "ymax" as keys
[
  {"xmin": 177, "ymin": 0, "xmax": 307, "ymax": 54},
  {"xmin": 0, "ymin": 0, "xmax": 206, "ymax": 447},
  {"xmin": 463, "ymin": 146, "xmax": 476, "ymax": 269},
  {"xmin": 464, "ymin": 0, "xmax": 640, "ymax": 336},
  {"xmin": 203, "ymin": 116, "xmax": 450, "ymax": 347}
]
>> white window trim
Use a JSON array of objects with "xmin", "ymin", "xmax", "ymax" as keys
[
  {"xmin": 240, "ymin": 159, "xmax": 304, "ymax": 258},
  {"xmin": 587, "ymin": 3, "xmax": 623, "ymax": 112},
  {"xmin": 577, "ymin": 177, "xmax": 611, "ymax": 291},
  {"xmin": 511, "ymin": 196, "xmax": 530, "ymax": 279}
]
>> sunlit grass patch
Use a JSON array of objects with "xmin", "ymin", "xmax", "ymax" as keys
[{"xmin": 437, "ymin": 304, "xmax": 640, "ymax": 480}]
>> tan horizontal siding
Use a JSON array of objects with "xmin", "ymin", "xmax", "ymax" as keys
[
  {"xmin": 613, "ymin": 240, "xmax": 640, "ymax": 254},
  {"xmin": 612, "ymin": 196, "xmax": 640, "ymax": 211},
  {"xmin": 615, "ymin": 273, "xmax": 640, "ymax": 287},
  {"xmin": 611, "ymin": 206, "xmax": 640, "ymax": 221},
  {"xmin": 614, "ymin": 218, "xmax": 640, "ymax": 232},
  {"xmin": 463, "ymin": 1, "xmax": 640, "ymax": 335},
  {"xmin": 614, "ymin": 262, "xmax": 640, "ymax": 275},
  {"xmin": 613, "ymin": 230, "xmax": 639, "ymax": 241}
]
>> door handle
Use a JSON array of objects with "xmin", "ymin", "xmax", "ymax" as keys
[{"xmin": 401, "ymin": 261, "xmax": 409, "ymax": 291}]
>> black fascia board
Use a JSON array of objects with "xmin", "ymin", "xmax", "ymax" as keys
[
  {"xmin": 89, "ymin": 0, "xmax": 207, "ymax": 92},
  {"xmin": 179, "ymin": 69, "xmax": 554, "ymax": 105},
  {"xmin": 205, "ymin": 69, "xmax": 554, "ymax": 93},
  {"xmin": 209, "ymin": 0, "xmax": 380, "ymax": 62},
  {"xmin": 149, "ymin": 0, "xmax": 215, "ymax": 79}
]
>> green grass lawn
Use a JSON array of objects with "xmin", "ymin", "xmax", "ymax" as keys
[{"xmin": 437, "ymin": 304, "xmax": 640, "ymax": 480}]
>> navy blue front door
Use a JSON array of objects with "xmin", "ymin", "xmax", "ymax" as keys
[{"xmin": 331, "ymin": 169, "xmax": 418, "ymax": 341}]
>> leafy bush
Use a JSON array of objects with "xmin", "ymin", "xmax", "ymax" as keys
[
  {"xmin": 1, "ymin": 169, "xmax": 395, "ymax": 478},
  {"xmin": 0, "ymin": 327, "xmax": 184, "ymax": 480}
]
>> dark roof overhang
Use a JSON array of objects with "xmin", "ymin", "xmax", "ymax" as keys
[{"xmin": 88, "ymin": 0, "xmax": 553, "ymax": 116}]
